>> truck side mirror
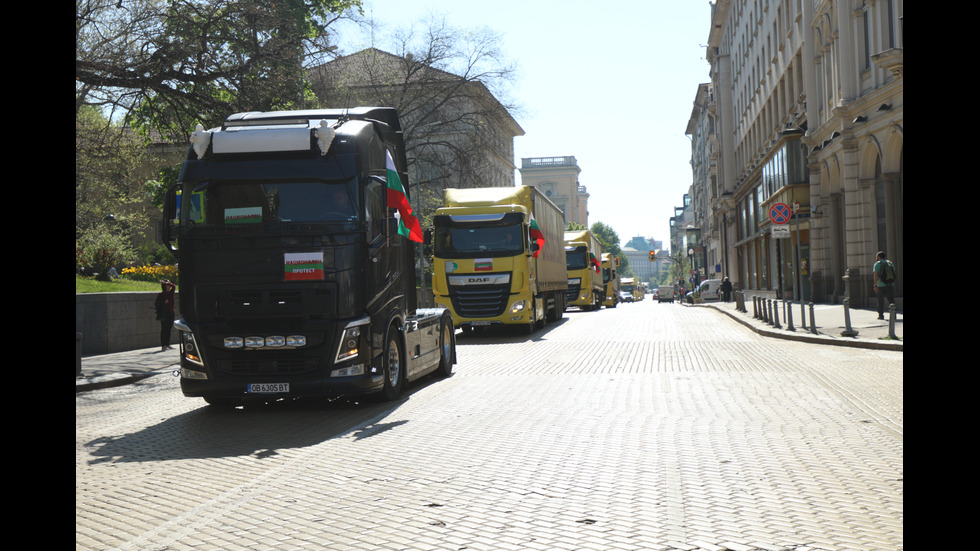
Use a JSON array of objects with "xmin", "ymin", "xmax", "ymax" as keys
[{"xmin": 162, "ymin": 185, "xmax": 180, "ymax": 253}]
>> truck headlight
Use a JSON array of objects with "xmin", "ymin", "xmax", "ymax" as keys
[
  {"xmin": 336, "ymin": 318, "xmax": 369, "ymax": 362},
  {"xmin": 181, "ymin": 331, "xmax": 204, "ymax": 366},
  {"xmin": 509, "ymin": 300, "xmax": 526, "ymax": 313}
]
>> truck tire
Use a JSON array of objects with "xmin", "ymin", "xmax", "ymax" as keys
[
  {"xmin": 378, "ymin": 328, "xmax": 404, "ymax": 401},
  {"xmin": 434, "ymin": 317, "xmax": 454, "ymax": 378},
  {"xmin": 547, "ymin": 292, "xmax": 563, "ymax": 322}
]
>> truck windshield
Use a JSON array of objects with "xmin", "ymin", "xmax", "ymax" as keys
[
  {"xmin": 565, "ymin": 247, "xmax": 588, "ymax": 270},
  {"xmin": 434, "ymin": 223, "xmax": 524, "ymax": 258},
  {"xmin": 181, "ymin": 179, "xmax": 358, "ymax": 226}
]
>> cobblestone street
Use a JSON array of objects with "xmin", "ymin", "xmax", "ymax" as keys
[{"xmin": 76, "ymin": 301, "xmax": 902, "ymax": 550}]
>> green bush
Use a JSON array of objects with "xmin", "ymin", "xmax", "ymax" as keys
[{"xmin": 76, "ymin": 227, "xmax": 134, "ymax": 281}]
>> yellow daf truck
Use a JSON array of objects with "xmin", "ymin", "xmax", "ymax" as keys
[
  {"xmin": 432, "ymin": 186, "xmax": 568, "ymax": 334},
  {"xmin": 564, "ymin": 230, "xmax": 604, "ymax": 311},
  {"xmin": 601, "ymin": 252, "xmax": 619, "ymax": 308}
]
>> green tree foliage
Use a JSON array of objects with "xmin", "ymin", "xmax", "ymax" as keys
[
  {"xmin": 566, "ymin": 222, "xmax": 587, "ymax": 231},
  {"xmin": 76, "ymin": 0, "xmax": 362, "ymax": 140},
  {"xmin": 76, "ymin": 106, "xmax": 164, "ymax": 279},
  {"xmin": 589, "ymin": 221, "xmax": 631, "ymax": 277},
  {"xmin": 666, "ymin": 248, "xmax": 692, "ymax": 288}
]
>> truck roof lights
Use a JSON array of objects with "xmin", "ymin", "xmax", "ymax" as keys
[{"xmin": 193, "ymin": 118, "xmax": 339, "ymax": 157}]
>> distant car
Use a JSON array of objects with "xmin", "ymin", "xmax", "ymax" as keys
[
  {"xmin": 656, "ymin": 285, "xmax": 675, "ymax": 303},
  {"xmin": 687, "ymin": 279, "xmax": 722, "ymax": 303},
  {"xmin": 619, "ymin": 290, "xmax": 633, "ymax": 303}
]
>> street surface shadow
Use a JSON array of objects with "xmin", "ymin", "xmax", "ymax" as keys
[
  {"xmin": 454, "ymin": 316, "xmax": 567, "ymax": 344},
  {"xmin": 82, "ymin": 376, "xmax": 443, "ymax": 465}
]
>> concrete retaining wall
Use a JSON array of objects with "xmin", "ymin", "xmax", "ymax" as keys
[
  {"xmin": 76, "ymin": 292, "xmax": 180, "ymax": 355},
  {"xmin": 77, "ymin": 289, "xmax": 436, "ymax": 356}
]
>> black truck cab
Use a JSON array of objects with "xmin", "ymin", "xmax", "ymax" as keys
[{"xmin": 163, "ymin": 108, "xmax": 454, "ymax": 406}]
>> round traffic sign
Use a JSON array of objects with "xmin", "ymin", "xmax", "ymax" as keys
[{"xmin": 769, "ymin": 203, "xmax": 792, "ymax": 225}]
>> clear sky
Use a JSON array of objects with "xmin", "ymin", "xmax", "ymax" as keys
[{"xmin": 336, "ymin": 0, "xmax": 713, "ymax": 248}]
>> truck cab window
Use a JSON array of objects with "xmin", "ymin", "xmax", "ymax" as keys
[{"xmin": 184, "ymin": 179, "xmax": 358, "ymax": 226}]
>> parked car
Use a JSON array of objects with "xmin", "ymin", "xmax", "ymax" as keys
[
  {"xmin": 687, "ymin": 279, "xmax": 722, "ymax": 302},
  {"xmin": 619, "ymin": 290, "xmax": 634, "ymax": 303},
  {"xmin": 656, "ymin": 285, "xmax": 675, "ymax": 303}
]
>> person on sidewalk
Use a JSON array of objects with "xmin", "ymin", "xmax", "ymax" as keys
[
  {"xmin": 720, "ymin": 277, "xmax": 733, "ymax": 303},
  {"xmin": 155, "ymin": 280, "xmax": 177, "ymax": 351},
  {"xmin": 872, "ymin": 251, "xmax": 897, "ymax": 320}
]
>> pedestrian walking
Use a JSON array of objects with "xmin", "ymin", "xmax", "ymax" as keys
[
  {"xmin": 720, "ymin": 277, "xmax": 733, "ymax": 302},
  {"xmin": 155, "ymin": 279, "xmax": 177, "ymax": 351},
  {"xmin": 872, "ymin": 251, "xmax": 896, "ymax": 320}
]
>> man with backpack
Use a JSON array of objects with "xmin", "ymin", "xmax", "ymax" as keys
[{"xmin": 873, "ymin": 251, "xmax": 897, "ymax": 320}]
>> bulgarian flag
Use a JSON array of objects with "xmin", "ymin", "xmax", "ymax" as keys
[
  {"xmin": 386, "ymin": 150, "xmax": 423, "ymax": 243},
  {"xmin": 529, "ymin": 213, "xmax": 545, "ymax": 258},
  {"xmin": 589, "ymin": 252, "xmax": 600, "ymax": 273}
]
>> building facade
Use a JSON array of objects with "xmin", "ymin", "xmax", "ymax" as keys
[
  {"xmin": 623, "ymin": 236, "xmax": 670, "ymax": 284},
  {"xmin": 519, "ymin": 156, "xmax": 590, "ymax": 228},
  {"xmin": 701, "ymin": 0, "xmax": 902, "ymax": 307},
  {"xmin": 310, "ymin": 48, "xmax": 524, "ymax": 201}
]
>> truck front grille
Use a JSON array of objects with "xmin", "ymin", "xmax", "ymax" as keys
[
  {"xmin": 448, "ymin": 283, "xmax": 511, "ymax": 318},
  {"xmin": 216, "ymin": 357, "xmax": 319, "ymax": 376},
  {"xmin": 565, "ymin": 283, "xmax": 581, "ymax": 302}
]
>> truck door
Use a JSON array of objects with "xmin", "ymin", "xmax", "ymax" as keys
[{"xmin": 366, "ymin": 175, "xmax": 391, "ymax": 293}]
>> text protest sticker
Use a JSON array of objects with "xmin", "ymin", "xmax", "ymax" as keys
[{"xmin": 285, "ymin": 252, "xmax": 325, "ymax": 281}]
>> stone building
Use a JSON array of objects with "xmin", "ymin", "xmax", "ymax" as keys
[
  {"xmin": 309, "ymin": 48, "xmax": 524, "ymax": 202},
  {"xmin": 623, "ymin": 236, "xmax": 670, "ymax": 284},
  {"xmin": 519, "ymin": 156, "xmax": 589, "ymax": 228},
  {"xmin": 700, "ymin": 0, "xmax": 902, "ymax": 307}
]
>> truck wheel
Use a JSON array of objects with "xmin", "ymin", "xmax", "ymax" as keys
[
  {"xmin": 379, "ymin": 329, "xmax": 404, "ymax": 401},
  {"xmin": 434, "ymin": 318, "xmax": 454, "ymax": 378}
]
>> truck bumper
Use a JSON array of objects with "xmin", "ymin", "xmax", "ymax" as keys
[
  {"xmin": 434, "ymin": 295, "xmax": 535, "ymax": 328},
  {"xmin": 179, "ymin": 370, "xmax": 386, "ymax": 401}
]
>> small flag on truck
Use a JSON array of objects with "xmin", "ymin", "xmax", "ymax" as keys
[{"xmin": 529, "ymin": 213, "xmax": 545, "ymax": 258}]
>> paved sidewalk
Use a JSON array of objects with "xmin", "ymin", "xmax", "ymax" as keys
[
  {"xmin": 702, "ymin": 297, "xmax": 903, "ymax": 351},
  {"xmin": 75, "ymin": 299, "xmax": 902, "ymax": 393},
  {"xmin": 75, "ymin": 347, "xmax": 181, "ymax": 392}
]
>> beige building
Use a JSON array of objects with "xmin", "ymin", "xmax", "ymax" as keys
[
  {"xmin": 701, "ymin": 0, "xmax": 902, "ymax": 307},
  {"xmin": 309, "ymin": 48, "xmax": 524, "ymax": 200},
  {"xmin": 519, "ymin": 156, "xmax": 589, "ymax": 228}
]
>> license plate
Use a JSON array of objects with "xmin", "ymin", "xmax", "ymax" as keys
[
  {"xmin": 471, "ymin": 320, "xmax": 492, "ymax": 326},
  {"xmin": 247, "ymin": 383, "xmax": 289, "ymax": 394}
]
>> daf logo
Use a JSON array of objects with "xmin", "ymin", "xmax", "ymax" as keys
[{"xmin": 448, "ymin": 274, "xmax": 511, "ymax": 286}]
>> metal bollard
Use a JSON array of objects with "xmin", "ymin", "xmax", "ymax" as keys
[
  {"xmin": 840, "ymin": 298, "xmax": 859, "ymax": 337},
  {"xmin": 76, "ymin": 332, "xmax": 83, "ymax": 377},
  {"xmin": 800, "ymin": 301, "xmax": 807, "ymax": 330},
  {"xmin": 752, "ymin": 296, "xmax": 759, "ymax": 319},
  {"xmin": 785, "ymin": 299, "xmax": 795, "ymax": 331},
  {"xmin": 772, "ymin": 299, "xmax": 781, "ymax": 328},
  {"xmin": 808, "ymin": 302, "xmax": 818, "ymax": 334},
  {"xmin": 888, "ymin": 303, "xmax": 899, "ymax": 339}
]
